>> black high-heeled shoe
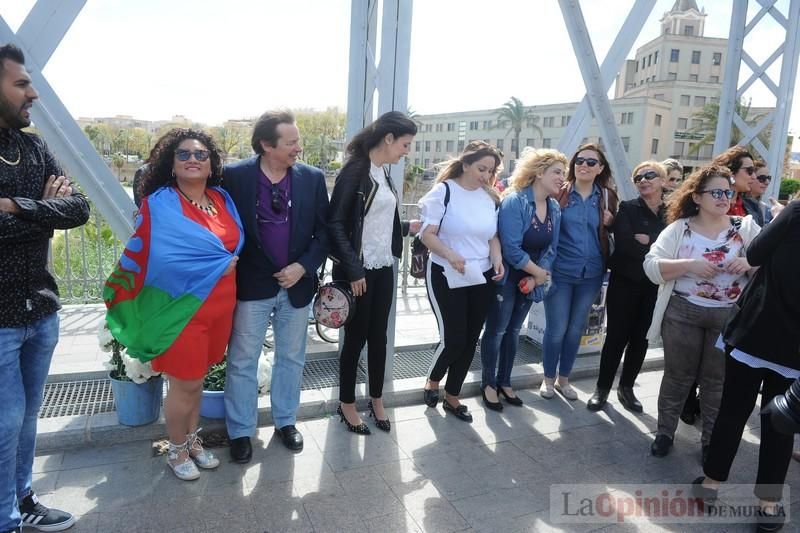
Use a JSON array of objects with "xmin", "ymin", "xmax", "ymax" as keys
[
  {"xmin": 337, "ymin": 405, "xmax": 371, "ymax": 435},
  {"xmin": 497, "ymin": 386, "xmax": 523, "ymax": 406},
  {"xmin": 367, "ymin": 400, "xmax": 391, "ymax": 432},
  {"xmin": 482, "ymin": 387, "xmax": 503, "ymax": 411}
]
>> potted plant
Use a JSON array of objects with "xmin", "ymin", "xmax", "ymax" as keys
[
  {"xmin": 98, "ymin": 322, "xmax": 163, "ymax": 426},
  {"xmin": 200, "ymin": 354, "xmax": 273, "ymax": 419}
]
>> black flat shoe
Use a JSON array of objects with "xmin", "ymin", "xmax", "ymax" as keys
[
  {"xmin": 497, "ymin": 386, "xmax": 523, "ymax": 406},
  {"xmin": 482, "ymin": 387, "xmax": 503, "ymax": 411},
  {"xmin": 651, "ymin": 434, "xmax": 673, "ymax": 457},
  {"xmin": 690, "ymin": 476, "xmax": 718, "ymax": 503},
  {"xmin": 367, "ymin": 400, "xmax": 391, "ymax": 432},
  {"xmin": 587, "ymin": 389, "xmax": 609, "ymax": 412},
  {"xmin": 757, "ymin": 505, "xmax": 786, "ymax": 532},
  {"xmin": 617, "ymin": 386, "xmax": 643, "ymax": 413},
  {"xmin": 229, "ymin": 436, "xmax": 252, "ymax": 464},
  {"xmin": 337, "ymin": 405, "xmax": 371, "ymax": 435},
  {"xmin": 275, "ymin": 424, "xmax": 304, "ymax": 451},
  {"xmin": 442, "ymin": 399, "xmax": 472, "ymax": 422},
  {"xmin": 424, "ymin": 384, "xmax": 440, "ymax": 408}
]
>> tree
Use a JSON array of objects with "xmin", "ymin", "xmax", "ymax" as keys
[
  {"xmin": 111, "ymin": 153, "xmax": 125, "ymax": 179},
  {"xmin": 304, "ymin": 134, "xmax": 339, "ymax": 169},
  {"xmin": 210, "ymin": 126, "xmax": 243, "ymax": 158},
  {"xmin": 403, "ymin": 162, "xmax": 424, "ymax": 201},
  {"xmin": 496, "ymin": 96, "xmax": 542, "ymax": 160},
  {"xmin": 296, "ymin": 107, "xmax": 346, "ymax": 143},
  {"xmin": 688, "ymin": 97, "xmax": 768, "ymax": 156}
]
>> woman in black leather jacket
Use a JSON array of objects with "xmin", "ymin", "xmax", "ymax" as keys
[{"xmin": 327, "ymin": 111, "xmax": 419, "ymax": 434}]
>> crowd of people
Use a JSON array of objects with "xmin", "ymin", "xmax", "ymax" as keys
[{"xmin": 2, "ymin": 41, "xmax": 798, "ymax": 533}]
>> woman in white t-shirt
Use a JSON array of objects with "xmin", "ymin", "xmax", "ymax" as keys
[
  {"xmin": 643, "ymin": 165, "xmax": 760, "ymax": 460},
  {"xmin": 418, "ymin": 141, "xmax": 504, "ymax": 422}
]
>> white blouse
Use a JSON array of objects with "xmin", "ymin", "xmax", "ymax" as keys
[{"xmin": 361, "ymin": 164, "xmax": 397, "ymax": 270}]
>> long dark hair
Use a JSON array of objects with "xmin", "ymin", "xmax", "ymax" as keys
[
  {"xmin": 138, "ymin": 128, "xmax": 223, "ymax": 199},
  {"xmin": 666, "ymin": 164, "xmax": 732, "ymax": 223},
  {"xmin": 712, "ymin": 145, "xmax": 753, "ymax": 175},
  {"xmin": 434, "ymin": 140, "xmax": 503, "ymax": 204},
  {"xmin": 340, "ymin": 111, "xmax": 417, "ymax": 176},
  {"xmin": 566, "ymin": 142, "xmax": 613, "ymax": 188}
]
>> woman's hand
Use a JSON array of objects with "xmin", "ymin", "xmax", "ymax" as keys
[
  {"xmin": 223, "ymin": 256, "xmax": 239, "ymax": 276},
  {"xmin": 634, "ymin": 233, "xmax": 650, "ymax": 245},
  {"xmin": 350, "ymin": 278, "xmax": 367, "ymax": 297},
  {"xmin": 532, "ymin": 267, "xmax": 549, "ymax": 286},
  {"xmin": 603, "ymin": 209, "xmax": 614, "ymax": 227},
  {"xmin": 446, "ymin": 251, "xmax": 466, "ymax": 274},
  {"xmin": 687, "ymin": 258, "xmax": 723, "ymax": 280},
  {"xmin": 408, "ymin": 219, "xmax": 422, "ymax": 235},
  {"xmin": 519, "ymin": 276, "xmax": 536, "ymax": 294},
  {"xmin": 724, "ymin": 256, "xmax": 751, "ymax": 276},
  {"xmin": 491, "ymin": 257, "xmax": 504, "ymax": 281}
]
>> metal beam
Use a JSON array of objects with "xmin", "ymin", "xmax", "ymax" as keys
[
  {"xmin": 346, "ymin": 0, "xmax": 379, "ymax": 141},
  {"xmin": 558, "ymin": 0, "xmax": 656, "ymax": 161},
  {"xmin": 558, "ymin": 0, "xmax": 636, "ymax": 200},
  {"xmin": 714, "ymin": 0, "xmax": 747, "ymax": 157},
  {"xmin": 0, "ymin": 4, "xmax": 136, "ymax": 240}
]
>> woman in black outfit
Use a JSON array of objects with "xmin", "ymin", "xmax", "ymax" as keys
[
  {"xmin": 693, "ymin": 201, "xmax": 800, "ymax": 532},
  {"xmin": 327, "ymin": 111, "xmax": 418, "ymax": 434},
  {"xmin": 587, "ymin": 161, "xmax": 667, "ymax": 413}
]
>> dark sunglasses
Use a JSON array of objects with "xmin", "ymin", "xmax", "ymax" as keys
[
  {"xmin": 575, "ymin": 157, "xmax": 599, "ymax": 167},
  {"xmin": 175, "ymin": 149, "xmax": 210, "ymax": 162},
  {"xmin": 633, "ymin": 171, "xmax": 659, "ymax": 183},
  {"xmin": 741, "ymin": 166, "xmax": 755, "ymax": 175},
  {"xmin": 700, "ymin": 188, "xmax": 735, "ymax": 200},
  {"xmin": 756, "ymin": 174, "xmax": 772, "ymax": 184},
  {"xmin": 271, "ymin": 183, "xmax": 283, "ymax": 213}
]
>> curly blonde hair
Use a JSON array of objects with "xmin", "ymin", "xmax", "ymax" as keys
[{"xmin": 507, "ymin": 148, "xmax": 568, "ymax": 193}]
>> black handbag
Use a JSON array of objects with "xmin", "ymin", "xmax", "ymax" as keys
[
  {"xmin": 410, "ymin": 182, "xmax": 450, "ymax": 279},
  {"xmin": 313, "ymin": 281, "xmax": 356, "ymax": 329}
]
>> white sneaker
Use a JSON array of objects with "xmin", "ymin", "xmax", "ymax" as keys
[
  {"xmin": 167, "ymin": 441, "xmax": 201, "ymax": 481},
  {"xmin": 540, "ymin": 379, "xmax": 555, "ymax": 399},
  {"xmin": 555, "ymin": 381, "xmax": 578, "ymax": 401},
  {"xmin": 187, "ymin": 428, "xmax": 220, "ymax": 469}
]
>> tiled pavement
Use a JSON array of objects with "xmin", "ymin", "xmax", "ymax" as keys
[{"xmin": 33, "ymin": 370, "xmax": 800, "ymax": 533}]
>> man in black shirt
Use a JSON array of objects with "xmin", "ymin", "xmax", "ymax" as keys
[{"xmin": 0, "ymin": 44, "xmax": 89, "ymax": 533}]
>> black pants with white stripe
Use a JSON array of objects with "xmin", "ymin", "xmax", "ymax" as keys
[{"xmin": 426, "ymin": 262, "xmax": 494, "ymax": 396}]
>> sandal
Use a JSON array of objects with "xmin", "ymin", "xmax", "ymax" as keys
[
  {"xmin": 167, "ymin": 440, "xmax": 201, "ymax": 481},
  {"xmin": 187, "ymin": 428, "xmax": 219, "ymax": 469}
]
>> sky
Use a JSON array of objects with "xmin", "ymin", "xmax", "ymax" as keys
[{"xmin": 1, "ymin": 0, "xmax": 798, "ymax": 142}]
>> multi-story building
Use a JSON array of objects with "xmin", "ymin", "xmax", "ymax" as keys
[{"xmin": 411, "ymin": 1, "xmax": 770, "ymax": 180}]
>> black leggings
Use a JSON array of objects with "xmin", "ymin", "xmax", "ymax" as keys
[
  {"xmin": 338, "ymin": 266, "xmax": 394, "ymax": 403},
  {"xmin": 704, "ymin": 353, "xmax": 795, "ymax": 502},
  {"xmin": 426, "ymin": 262, "xmax": 493, "ymax": 396}
]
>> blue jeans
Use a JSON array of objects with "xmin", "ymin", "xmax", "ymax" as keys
[
  {"xmin": 542, "ymin": 274, "xmax": 603, "ymax": 379},
  {"xmin": 0, "ymin": 313, "xmax": 59, "ymax": 532},
  {"xmin": 225, "ymin": 290, "xmax": 309, "ymax": 436},
  {"xmin": 480, "ymin": 279, "xmax": 534, "ymax": 389}
]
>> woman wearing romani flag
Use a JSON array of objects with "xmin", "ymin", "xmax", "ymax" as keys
[{"xmin": 104, "ymin": 129, "xmax": 243, "ymax": 481}]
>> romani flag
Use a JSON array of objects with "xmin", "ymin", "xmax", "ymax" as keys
[{"xmin": 103, "ymin": 186, "xmax": 244, "ymax": 362}]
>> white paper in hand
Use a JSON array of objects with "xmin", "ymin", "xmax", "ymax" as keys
[{"xmin": 443, "ymin": 261, "xmax": 486, "ymax": 289}]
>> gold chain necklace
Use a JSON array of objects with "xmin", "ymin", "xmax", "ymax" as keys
[{"xmin": 176, "ymin": 186, "xmax": 218, "ymax": 216}]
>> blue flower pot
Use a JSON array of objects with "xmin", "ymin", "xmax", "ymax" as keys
[
  {"xmin": 200, "ymin": 389, "xmax": 226, "ymax": 419},
  {"xmin": 110, "ymin": 374, "xmax": 163, "ymax": 426}
]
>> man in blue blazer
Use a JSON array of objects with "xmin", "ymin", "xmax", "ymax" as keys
[{"xmin": 223, "ymin": 110, "xmax": 329, "ymax": 461}]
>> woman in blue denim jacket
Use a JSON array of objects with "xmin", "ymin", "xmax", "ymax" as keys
[{"xmin": 480, "ymin": 148, "xmax": 567, "ymax": 410}]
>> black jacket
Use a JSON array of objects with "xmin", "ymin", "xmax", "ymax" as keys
[
  {"xmin": 223, "ymin": 157, "xmax": 329, "ymax": 307},
  {"xmin": 608, "ymin": 197, "xmax": 666, "ymax": 283},
  {"xmin": 723, "ymin": 201, "xmax": 800, "ymax": 369},
  {"xmin": 0, "ymin": 129, "xmax": 90, "ymax": 327},
  {"xmin": 327, "ymin": 161, "xmax": 408, "ymax": 282}
]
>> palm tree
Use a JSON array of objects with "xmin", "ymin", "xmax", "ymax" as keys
[
  {"xmin": 304, "ymin": 134, "xmax": 339, "ymax": 169},
  {"xmin": 687, "ymin": 97, "xmax": 768, "ymax": 156},
  {"xmin": 496, "ymin": 96, "xmax": 542, "ymax": 160}
]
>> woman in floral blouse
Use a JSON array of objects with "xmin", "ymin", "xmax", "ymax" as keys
[{"xmin": 643, "ymin": 165, "xmax": 760, "ymax": 461}]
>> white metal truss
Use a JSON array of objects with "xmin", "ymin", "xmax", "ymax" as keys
[
  {"xmin": 346, "ymin": 0, "xmax": 413, "ymax": 381},
  {"xmin": 0, "ymin": 0, "xmax": 136, "ymax": 240},
  {"xmin": 716, "ymin": 0, "xmax": 800, "ymax": 199},
  {"xmin": 558, "ymin": 0, "xmax": 656, "ymax": 201}
]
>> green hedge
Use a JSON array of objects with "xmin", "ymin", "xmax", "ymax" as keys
[{"xmin": 780, "ymin": 178, "xmax": 800, "ymax": 200}]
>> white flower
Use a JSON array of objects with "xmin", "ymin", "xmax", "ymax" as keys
[
  {"xmin": 257, "ymin": 353, "xmax": 272, "ymax": 395},
  {"xmin": 121, "ymin": 351, "xmax": 161, "ymax": 384},
  {"xmin": 97, "ymin": 322, "xmax": 114, "ymax": 352}
]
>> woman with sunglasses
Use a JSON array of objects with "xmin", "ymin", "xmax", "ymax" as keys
[
  {"xmin": 327, "ymin": 111, "xmax": 419, "ymax": 434},
  {"xmin": 541, "ymin": 143, "xmax": 617, "ymax": 400},
  {"xmin": 711, "ymin": 146, "xmax": 756, "ymax": 217},
  {"xmin": 743, "ymin": 160, "xmax": 773, "ymax": 227},
  {"xmin": 644, "ymin": 165, "xmax": 760, "ymax": 460},
  {"xmin": 588, "ymin": 161, "xmax": 667, "ymax": 413},
  {"xmin": 419, "ymin": 141, "xmax": 504, "ymax": 422},
  {"xmin": 109, "ymin": 129, "xmax": 243, "ymax": 480}
]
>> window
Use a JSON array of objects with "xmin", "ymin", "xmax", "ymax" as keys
[
  {"xmin": 424, "ymin": 158, "xmax": 430, "ymax": 168},
  {"xmin": 668, "ymin": 72, "xmax": 677, "ymax": 80},
  {"xmin": 457, "ymin": 141, "xmax": 464, "ymax": 152},
  {"xmin": 655, "ymin": 93, "xmax": 665, "ymax": 100},
  {"xmin": 469, "ymin": 121, "xmax": 479, "ymax": 130},
  {"xmin": 651, "ymin": 138, "xmax": 659, "ymax": 154},
  {"xmin": 677, "ymin": 117, "xmax": 688, "ymax": 129},
  {"xmin": 655, "ymin": 114, "xmax": 662, "ymax": 126},
  {"xmin": 498, "ymin": 120, "xmax": 508, "ymax": 129},
  {"xmin": 691, "ymin": 119, "xmax": 703, "ymax": 129},
  {"xmin": 496, "ymin": 139, "xmax": 504, "ymax": 150},
  {"xmin": 670, "ymin": 49, "xmax": 680, "ymax": 62},
  {"xmin": 691, "ymin": 51, "xmax": 701, "ymax": 64},
  {"xmin": 561, "ymin": 115, "xmax": 571, "ymax": 127},
  {"xmin": 483, "ymin": 120, "xmax": 492, "ymax": 129},
  {"xmin": 542, "ymin": 138, "xmax": 552, "ymax": 149},
  {"xmin": 424, "ymin": 141, "xmax": 431, "ymax": 152},
  {"xmin": 415, "ymin": 141, "xmax": 421, "ymax": 152},
  {"xmin": 526, "ymin": 138, "xmax": 536, "ymax": 147},
  {"xmin": 710, "ymin": 75, "xmax": 719, "ymax": 83},
  {"xmin": 710, "ymin": 96, "xmax": 719, "ymax": 105},
  {"xmin": 446, "ymin": 140, "xmax": 454, "ymax": 152},
  {"xmin": 425, "ymin": 124, "xmax": 432, "ymax": 132},
  {"xmin": 712, "ymin": 52, "xmax": 722, "ymax": 66},
  {"xmin": 621, "ymin": 137, "xmax": 630, "ymax": 152},
  {"xmin": 620, "ymin": 112, "xmax": 634, "ymax": 125},
  {"xmin": 680, "ymin": 94, "xmax": 691, "ymax": 106},
  {"xmin": 647, "ymin": 54, "xmax": 652, "ymax": 67},
  {"xmin": 543, "ymin": 116, "xmax": 555, "ymax": 127},
  {"xmin": 525, "ymin": 118, "xmax": 538, "ymax": 128},
  {"xmin": 684, "ymin": 25, "xmax": 694, "ymax": 36},
  {"xmin": 414, "ymin": 158, "xmax": 420, "ymax": 166},
  {"xmin": 435, "ymin": 141, "xmax": 442, "ymax": 152},
  {"xmin": 689, "ymin": 74, "xmax": 698, "ymax": 82},
  {"xmin": 673, "ymin": 141, "xmax": 685, "ymax": 156},
  {"xmin": 635, "ymin": 61, "xmax": 639, "ymax": 73},
  {"xmin": 654, "ymin": 50, "xmax": 659, "ymax": 64},
  {"xmin": 510, "ymin": 139, "xmax": 518, "ymax": 153},
  {"xmin": 447, "ymin": 122, "xmax": 455, "ymax": 131},
  {"xmin": 642, "ymin": 57, "xmax": 646, "ymax": 70},
  {"xmin": 435, "ymin": 123, "xmax": 443, "ymax": 132},
  {"xmin": 695, "ymin": 95, "xmax": 706, "ymax": 107}
]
